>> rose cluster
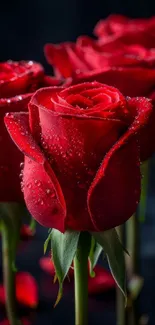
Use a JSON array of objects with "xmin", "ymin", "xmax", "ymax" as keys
[{"xmin": 2, "ymin": 15, "xmax": 155, "ymax": 233}]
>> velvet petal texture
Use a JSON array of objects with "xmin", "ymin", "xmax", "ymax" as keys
[
  {"xmin": 0, "ymin": 61, "xmax": 44, "ymax": 99},
  {"xmin": 68, "ymin": 67, "xmax": 155, "ymax": 98},
  {"xmin": 5, "ymin": 112, "xmax": 66, "ymax": 232},
  {"xmin": 5, "ymin": 83, "xmax": 153, "ymax": 232},
  {"xmin": 94, "ymin": 14, "xmax": 155, "ymax": 47}
]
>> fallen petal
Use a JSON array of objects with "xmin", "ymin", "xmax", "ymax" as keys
[
  {"xmin": 16, "ymin": 272, "xmax": 38, "ymax": 308},
  {"xmin": 39, "ymin": 256, "xmax": 74, "ymax": 277},
  {"xmin": 88, "ymin": 265, "xmax": 115, "ymax": 294},
  {"xmin": 20, "ymin": 225, "xmax": 35, "ymax": 239},
  {"xmin": 0, "ymin": 272, "xmax": 38, "ymax": 308}
]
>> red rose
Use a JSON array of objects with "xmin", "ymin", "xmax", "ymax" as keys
[
  {"xmin": 94, "ymin": 14, "xmax": 155, "ymax": 48},
  {"xmin": 44, "ymin": 41, "xmax": 95, "ymax": 79},
  {"xmin": 44, "ymin": 37, "xmax": 155, "ymax": 162},
  {"xmin": 5, "ymin": 82, "xmax": 152, "ymax": 232},
  {"xmin": 0, "ymin": 60, "xmax": 44, "ymax": 98},
  {"xmin": 0, "ymin": 60, "xmax": 44, "ymax": 201},
  {"xmin": 44, "ymin": 38, "xmax": 155, "ymax": 98}
]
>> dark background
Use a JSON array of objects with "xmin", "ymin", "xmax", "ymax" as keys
[
  {"xmin": 1, "ymin": 0, "xmax": 155, "ymax": 71},
  {"xmin": 0, "ymin": 1, "xmax": 155, "ymax": 324}
]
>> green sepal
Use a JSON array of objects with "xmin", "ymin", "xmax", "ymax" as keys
[
  {"xmin": 92, "ymin": 228, "xmax": 127, "ymax": 301},
  {"xmin": 29, "ymin": 218, "xmax": 36, "ymax": 234},
  {"xmin": 116, "ymin": 226, "xmax": 130, "ymax": 256},
  {"xmin": 44, "ymin": 230, "xmax": 52, "ymax": 254},
  {"xmin": 89, "ymin": 237, "xmax": 103, "ymax": 277},
  {"xmin": 51, "ymin": 229, "xmax": 80, "ymax": 305}
]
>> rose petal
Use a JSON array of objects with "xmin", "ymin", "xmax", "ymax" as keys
[
  {"xmin": 39, "ymin": 257, "xmax": 74, "ymax": 277},
  {"xmin": 0, "ymin": 61, "xmax": 44, "ymax": 98},
  {"xmin": 0, "ymin": 272, "xmax": 38, "ymax": 308},
  {"xmin": 39, "ymin": 257, "xmax": 55, "ymax": 275},
  {"xmin": 44, "ymin": 42, "xmax": 92, "ymax": 79},
  {"xmin": 5, "ymin": 112, "xmax": 66, "ymax": 232},
  {"xmin": 128, "ymin": 97, "xmax": 155, "ymax": 161},
  {"xmin": 5, "ymin": 112, "xmax": 45, "ymax": 164},
  {"xmin": 20, "ymin": 225, "xmax": 35, "ymax": 239},
  {"xmin": 88, "ymin": 265, "xmax": 115, "ymax": 294},
  {"xmin": 39, "ymin": 257, "xmax": 115, "ymax": 294},
  {"xmin": 44, "ymin": 43, "xmax": 75, "ymax": 78},
  {"xmin": 88, "ymin": 97, "xmax": 152, "ymax": 230},
  {"xmin": 94, "ymin": 15, "xmax": 155, "ymax": 38},
  {"xmin": 71, "ymin": 67, "xmax": 155, "ymax": 98},
  {"xmin": 94, "ymin": 15, "xmax": 129, "ymax": 38},
  {"xmin": 16, "ymin": 272, "xmax": 38, "ymax": 308},
  {"xmin": 94, "ymin": 15, "xmax": 155, "ymax": 48},
  {"xmin": 43, "ymin": 76, "xmax": 63, "ymax": 87},
  {"xmin": 0, "ymin": 285, "xmax": 5, "ymax": 303}
]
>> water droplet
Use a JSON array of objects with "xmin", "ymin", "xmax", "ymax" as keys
[
  {"xmin": 20, "ymin": 162, "xmax": 24, "ymax": 168},
  {"xmin": 46, "ymin": 188, "xmax": 51, "ymax": 194},
  {"xmin": 21, "ymin": 181, "xmax": 24, "ymax": 192},
  {"xmin": 19, "ymin": 172, "xmax": 23, "ymax": 179},
  {"xmin": 34, "ymin": 179, "xmax": 41, "ymax": 187},
  {"xmin": 27, "ymin": 183, "xmax": 32, "ymax": 189},
  {"xmin": 40, "ymin": 200, "xmax": 44, "ymax": 205},
  {"xmin": 28, "ymin": 60, "xmax": 33, "ymax": 66},
  {"xmin": 7, "ymin": 99, "xmax": 11, "ymax": 104},
  {"xmin": 77, "ymin": 181, "xmax": 86, "ymax": 189}
]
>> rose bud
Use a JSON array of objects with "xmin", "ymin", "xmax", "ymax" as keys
[{"xmin": 5, "ymin": 82, "xmax": 153, "ymax": 232}]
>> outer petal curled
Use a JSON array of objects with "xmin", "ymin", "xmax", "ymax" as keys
[
  {"xmin": 88, "ymin": 97, "xmax": 152, "ymax": 230},
  {"xmin": 69, "ymin": 67, "xmax": 155, "ymax": 97},
  {"xmin": 4, "ymin": 113, "xmax": 66, "ymax": 232},
  {"xmin": 127, "ymin": 97, "xmax": 155, "ymax": 161}
]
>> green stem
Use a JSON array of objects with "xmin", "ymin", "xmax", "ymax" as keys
[
  {"xmin": 116, "ymin": 225, "xmax": 126, "ymax": 325},
  {"xmin": 126, "ymin": 214, "xmax": 139, "ymax": 325},
  {"xmin": 74, "ymin": 233, "xmax": 89, "ymax": 325},
  {"xmin": 126, "ymin": 214, "xmax": 139, "ymax": 276},
  {"xmin": 1, "ymin": 220, "xmax": 21, "ymax": 325},
  {"xmin": 116, "ymin": 288, "xmax": 126, "ymax": 325},
  {"xmin": 29, "ymin": 218, "xmax": 36, "ymax": 232},
  {"xmin": 138, "ymin": 160, "xmax": 149, "ymax": 223}
]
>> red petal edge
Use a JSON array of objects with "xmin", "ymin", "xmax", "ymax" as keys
[
  {"xmin": 4, "ymin": 113, "xmax": 66, "ymax": 231},
  {"xmin": 87, "ymin": 97, "xmax": 152, "ymax": 230}
]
